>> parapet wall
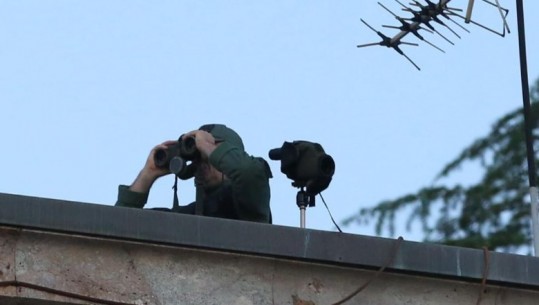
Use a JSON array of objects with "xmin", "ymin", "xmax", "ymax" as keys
[{"xmin": 1, "ymin": 192, "xmax": 538, "ymax": 305}]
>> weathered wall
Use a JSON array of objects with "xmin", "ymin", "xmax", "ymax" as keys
[{"xmin": 1, "ymin": 227, "xmax": 538, "ymax": 305}]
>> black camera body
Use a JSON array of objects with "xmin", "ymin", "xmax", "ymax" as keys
[
  {"xmin": 154, "ymin": 136, "xmax": 199, "ymax": 175},
  {"xmin": 269, "ymin": 140, "xmax": 335, "ymax": 196}
]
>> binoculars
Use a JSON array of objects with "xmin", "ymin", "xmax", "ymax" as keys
[{"xmin": 154, "ymin": 136, "xmax": 199, "ymax": 174}]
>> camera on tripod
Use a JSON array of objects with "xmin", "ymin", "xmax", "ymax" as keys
[
  {"xmin": 154, "ymin": 136, "xmax": 199, "ymax": 175},
  {"xmin": 269, "ymin": 140, "xmax": 335, "ymax": 228},
  {"xmin": 269, "ymin": 140, "xmax": 335, "ymax": 196}
]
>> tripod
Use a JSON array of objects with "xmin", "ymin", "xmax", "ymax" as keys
[{"xmin": 296, "ymin": 187, "xmax": 316, "ymax": 228}]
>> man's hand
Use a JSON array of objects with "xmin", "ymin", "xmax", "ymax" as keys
[
  {"xmin": 182, "ymin": 130, "xmax": 218, "ymax": 159},
  {"xmin": 129, "ymin": 140, "xmax": 177, "ymax": 193}
]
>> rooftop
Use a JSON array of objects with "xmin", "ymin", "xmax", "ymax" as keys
[{"xmin": 1, "ymin": 192, "xmax": 538, "ymax": 304}]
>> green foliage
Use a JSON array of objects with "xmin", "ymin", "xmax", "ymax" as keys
[{"xmin": 344, "ymin": 79, "xmax": 539, "ymax": 252}]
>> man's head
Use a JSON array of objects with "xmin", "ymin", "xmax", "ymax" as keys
[
  {"xmin": 198, "ymin": 124, "xmax": 244, "ymax": 151},
  {"xmin": 193, "ymin": 124, "xmax": 244, "ymax": 189}
]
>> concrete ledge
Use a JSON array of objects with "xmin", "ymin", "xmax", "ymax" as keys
[{"xmin": 1, "ymin": 192, "xmax": 538, "ymax": 291}]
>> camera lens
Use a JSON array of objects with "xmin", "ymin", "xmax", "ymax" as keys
[{"xmin": 319, "ymin": 155, "xmax": 335, "ymax": 177}]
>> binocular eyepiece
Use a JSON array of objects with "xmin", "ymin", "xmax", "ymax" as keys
[{"xmin": 154, "ymin": 136, "xmax": 199, "ymax": 174}]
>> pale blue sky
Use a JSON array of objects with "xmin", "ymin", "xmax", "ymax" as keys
[{"xmin": 1, "ymin": 1, "xmax": 538, "ymax": 241}]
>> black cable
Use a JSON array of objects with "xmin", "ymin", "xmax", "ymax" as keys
[
  {"xmin": 331, "ymin": 236, "xmax": 404, "ymax": 305},
  {"xmin": 476, "ymin": 247, "xmax": 490, "ymax": 305},
  {"xmin": 319, "ymin": 192, "xmax": 343, "ymax": 233}
]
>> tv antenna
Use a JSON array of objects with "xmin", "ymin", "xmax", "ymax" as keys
[
  {"xmin": 357, "ymin": 18, "xmax": 421, "ymax": 70},
  {"xmin": 357, "ymin": 0, "xmax": 511, "ymax": 70},
  {"xmin": 378, "ymin": 1, "xmax": 445, "ymax": 53}
]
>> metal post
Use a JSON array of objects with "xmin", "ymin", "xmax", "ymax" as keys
[
  {"xmin": 530, "ymin": 187, "xmax": 539, "ymax": 255},
  {"xmin": 515, "ymin": 0, "xmax": 539, "ymax": 256},
  {"xmin": 300, "ymin": 207, "xmax": 306, "ymax": 228},
  {"xmin": 297, "ymin": 189, "xmax": 308, "ymax": 228},
  {"xmin": 465, "ymin": 0, "xmax": 476, "ymax": 23}
]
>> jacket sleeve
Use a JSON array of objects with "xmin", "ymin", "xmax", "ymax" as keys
[
  {"xmin": 209, "ymin": 142, "xmax": 272, "ymax": 223},
  {"xmin": 115, "ymin": 185, "xmax": 148, "ymax": 208}
]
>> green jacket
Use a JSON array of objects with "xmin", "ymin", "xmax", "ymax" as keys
[{"xmin": 116, "ymin": 142, "xmax": 272, "ymax": 223}]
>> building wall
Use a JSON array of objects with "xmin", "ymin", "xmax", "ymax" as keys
[{"xmin": 1, "ymin": 227, "xmax": 538, "ymax": 305}]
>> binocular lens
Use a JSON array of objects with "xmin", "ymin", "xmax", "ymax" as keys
[
  {"xmin": 154, "ymin": 147, "xmax": 174, "ymax": 168},
  {"xmin": 180, "ymin": 137, "xmax": 199, "ymax": 160}
]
